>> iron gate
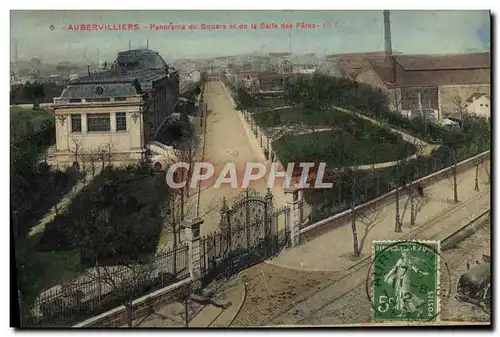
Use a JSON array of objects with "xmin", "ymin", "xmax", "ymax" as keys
[{"xmin": 200, "ymin": 188, "xmax": 290, "ymax": 286}]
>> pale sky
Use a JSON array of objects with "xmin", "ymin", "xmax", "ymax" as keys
[{"xmin": 10, "ymin": 10, "xmax": 491, "ymax": 62}]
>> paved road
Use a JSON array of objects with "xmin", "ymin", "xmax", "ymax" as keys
[{"xmin": 193, "ymin": 81, "xmax": 292, "ymax": 235}]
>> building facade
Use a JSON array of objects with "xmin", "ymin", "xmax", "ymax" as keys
[
  {"xmin": 52, "ymin": 49, "xmax": 181, "ymax": 168},
  {"xmin": 466, "ymin": 93, "xmax": 490, "ymax": 118}
]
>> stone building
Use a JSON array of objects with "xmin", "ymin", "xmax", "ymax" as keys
[
  {"xmin": 52, "ymin": 48, "xmax": 183, "ymax": 168},
  {"xmin": 323, "ymin": 10, "xmax": 490, "ymax": 120},
  {"xmin": 341, "ymin": 51, "xmax": 491, "ymax": 120}
]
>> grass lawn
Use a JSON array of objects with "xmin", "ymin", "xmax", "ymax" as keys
[
  {"xmin": 17, "ymin": 248, "xmax": 82, "ymax": 310},
  {"xmin": 258, "ymin": 107, "xmax": 416, "ymax": 167},
  {"xmin": 273, "ymin": 129, "xmax": 416, "ymax": 167},
  {"xmin": 251, "ymin": 107, "xmax": 368, "ymax": 129},
  {"xmin": 10, "ymin": 106, "xmax": 53, "ymax": 128},
  {"xmin": 246, "ymin": 97, "xmax": 288, "ymax": 112}
]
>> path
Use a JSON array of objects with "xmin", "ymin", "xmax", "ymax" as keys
[{"xmin": 28, "ymin": 167, "xmax": 99, "ymax": 240}]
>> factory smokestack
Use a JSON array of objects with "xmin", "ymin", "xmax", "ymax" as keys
[
  {"xmin": 383, "ymin": 10, "xmax": 392, "ymax": 60},
  {"xmin": 383, "ymin": 10, "xmax": 396, "ymax": 83}
]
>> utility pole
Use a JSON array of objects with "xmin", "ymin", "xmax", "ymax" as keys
[
  {"xmin": 147, "ymin": 38, "xmax": 149, "ymax": 49},
  {"xmin": 129, "ymin": 40, "xmax": 131, "ymax": 50}
]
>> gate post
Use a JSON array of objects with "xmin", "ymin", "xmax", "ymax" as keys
[
  {"xmin": 183, "ymin": 218, "xmax": 204, "ymax": 292},
  {"xmin": 264, "ymin": 189, "xmax": 274, "ymax": 254},
  {"xmin": 290, "ymin": 190, "xmax": 303, "ymax": 247}
]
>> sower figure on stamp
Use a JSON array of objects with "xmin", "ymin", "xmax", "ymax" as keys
[{"xmin": 383, "ymin": 250, "xmax": 429, "ymax": 317}]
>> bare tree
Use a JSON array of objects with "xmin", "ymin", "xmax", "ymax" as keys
[
  {"xmin": 407, "ymin": 141, "xmax": 426, "ymax": 227},
  {"xmin": 390, "ymin": 89, "xmax": 402, "ymax": 114},
  {"xmin": 97, "ymin": 141, "xmax": 115, "ymax": 169},
  {"xmin": 70, "ymin": 139, "xmax": 83, "ymax": 167},
  {"xmin": 88, "ymin": 149, "xmax": 99, "ymax": 178},
  {"xmin": 356, "ymin": 202, "xmax": 387, "ymax": 256},
  {"xmin": 483, "ymin": 159, "xmax": 490, "ymax": 185},
  {"xmin": 475, "ymin": 156, "xmax": 482, "ymax": 191},
  {"xmin": 452, "ymin": 96, "xmax": 468, "ymax": 120},
  {"xmin": 348, "ymin": 168, "xmax": 360, "ymax": 257}
]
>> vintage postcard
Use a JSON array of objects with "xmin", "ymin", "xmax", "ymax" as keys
[{"xmin": 10, "ymin": 9, "xmax": 491, "ymax": 328}]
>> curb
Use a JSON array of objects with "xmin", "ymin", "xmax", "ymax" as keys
[
  {"xmin": 224, "ymin": 279, "xmax": 247, "ymax": 327},
  {"xmin": 264, "ymin": 190, "xmax": 489, "ymax": 273}
]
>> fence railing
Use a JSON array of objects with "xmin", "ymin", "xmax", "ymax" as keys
[{"xmin": 29, "ymin": 244, "xmax": 189, "ymax": 327}]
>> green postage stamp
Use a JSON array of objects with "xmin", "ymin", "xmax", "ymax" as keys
[{"xmin": 371, "ymin": 240, "xmax": 440, "ymax": 322}]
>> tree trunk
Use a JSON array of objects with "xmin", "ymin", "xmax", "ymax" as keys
[
  {"xmin": 350, "ymin": 175, "xmax": 359, "ymax": 257},
  {"xmin": 452, "ymin": 149, "xmax": 458, "ymax": 203},
  {"xmin": 475, "ymin": 163, "xmax": 480, "ymax": 191},
  {"xmin": 126, "ymin": 300, "xmax": 133, "ymax": 327},
  {"xmin": 409, "ymin": 180, "xmax": 415, "ymax": 227},
  {"xmin": 395, "ymin": 185, "xmax": 401, "ymax": 232},
  {"xmin": 453, "ymin": 165, "xmax": 458, "ymax": 203},
  {"xmin": 350, "ymin": 200, "xmax": 359, "ymax": 257}
]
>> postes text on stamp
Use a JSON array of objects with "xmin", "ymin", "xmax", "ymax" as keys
[{"xmin": 371, "ymin": 240, "xmax": 440, "ymax": 322}]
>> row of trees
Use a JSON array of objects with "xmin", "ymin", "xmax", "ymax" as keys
[
  {"xmin": 302, "ymin": 136, "xmax": 489, "ymax": 258},
  {"xmin": 10, "ymin": 109, "xmax": 76, "ymax": 242}
]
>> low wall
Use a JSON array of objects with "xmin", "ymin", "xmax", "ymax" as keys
[
  {"xmin": 74, "ymin": 278, "xmax": 192, "ymax": 328},
  {"xmin": 441, "ymin": 210, "xmax": 490, "ymax": 251},
  {"xmin": 299, "ymin": 150, "xmax": 490, "ymax": 244}
]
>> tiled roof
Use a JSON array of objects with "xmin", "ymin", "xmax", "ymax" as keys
[
  {"xmin": 395, "ymin": 53, "xmax": 490, "ymax": 71},
  {"xmin": 393, "ymin": 64, "xmax": 490, "ymax": 87},
  {"xmin": 466, "ymin": 92, "xmax": 490, "ymax": 102},
  {"xmin": 369, "ymin": 52, "xmax": 491, "ymax": 87},
  {"xmin": 60, "ymin": 82, "xmax": 138, "ymax": 99},
  {"xmin": 60, "ymin": 49, "xmax": 173, "ymax": 98}
]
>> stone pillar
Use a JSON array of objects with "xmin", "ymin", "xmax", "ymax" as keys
[
  {"xmin": 81, "ymin": 113, "xmax": 88, "ymax": 133},
  {"xmin": 289, "ymin": 189, "xmax": 304, "ymax": 247},
  {"xmin": 297, "ymin": 189, "xmax": 304, "ymax": 224},
  {"xmin": 110, "ymin": 112, "xmax": 116, "ymax": 132},
  {"xmin": 290, "ymin": 199, "xmax": 301, "ymax": 248},
  {"xmin": 183, "ymin": 218, "xmax": 203, "ymax": 292}
]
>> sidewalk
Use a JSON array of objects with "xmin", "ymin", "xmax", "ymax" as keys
[
  {"xmin": 267, "ymin": 162, "xmax": 490, "ymax": 271},
  {"xmin": 126, "ymin": 278, "xmax": 246, "ymax": 328}
]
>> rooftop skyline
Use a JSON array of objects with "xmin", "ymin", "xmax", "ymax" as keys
[{"xmin": 10, "ymin": 10, "xmax": 491, "ymax": 62}]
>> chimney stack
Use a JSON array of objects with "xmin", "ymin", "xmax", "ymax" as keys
[
  {"xmin": 383, "ymin": 10, "xmax": 396, "ymax": 84},
  {"xmin": 383, "ymin": 10, "xmax": 392, "ymax": 59}
]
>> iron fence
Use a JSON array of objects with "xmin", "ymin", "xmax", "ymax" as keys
[
  {"xmin": 28, "ymin": 244, "xmax": 189, "ymax": 327},
  {"xmin": 301, "ymin": 150, "xmax": 487, "ymax": 227},
  {"xmin": 200, "ymin": 206, "xmax": 290, "ymax": 286}
]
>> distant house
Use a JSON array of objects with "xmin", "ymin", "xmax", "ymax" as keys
[{"xmin": 466, "ymin": 93, "xmax": 490, "ymax": 118}]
